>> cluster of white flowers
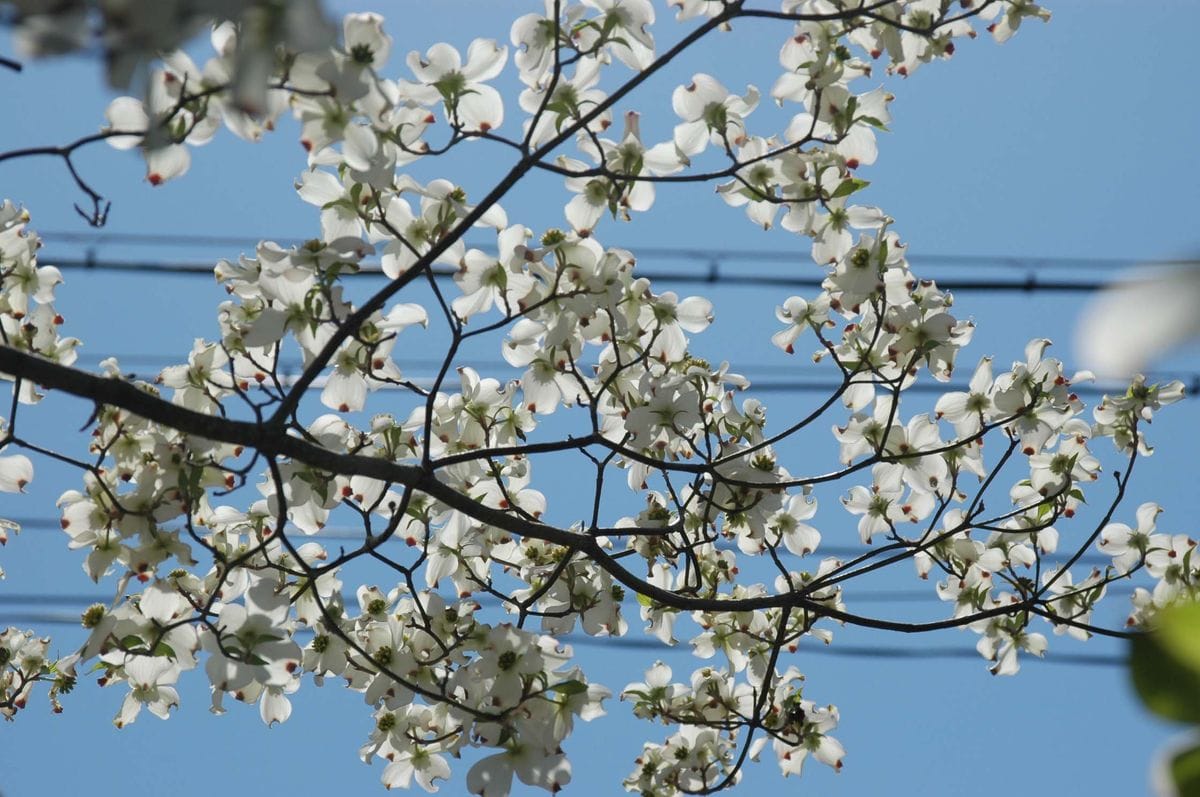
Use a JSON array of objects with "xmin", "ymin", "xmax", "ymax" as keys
[
  {"xmin": 0, "ymin": 201, "xmax": 77, "ymax": 578},
  {"xmin": 7, "ymin": 0, "xmax": 336, "ymax": 91},
  {"xmin": 0, "ymin": 1, "xmax": 1193, "ymax": 795},
  {"xmin": 0, "ymin": 626, "xmax": 72, "ymax": 719},
  {"xmin": 0, "ymin": 201, "xmax": 75, "ymax": 387}
]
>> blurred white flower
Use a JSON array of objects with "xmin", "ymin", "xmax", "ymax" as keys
[{"xmin": 1076, "ymin": 264, "xmax": 1200, "ymax": 379}]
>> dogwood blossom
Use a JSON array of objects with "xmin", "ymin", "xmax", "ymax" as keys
[
  {"xmin": 399, "ymin": 40, "xmax": 508, "ymax": 132},
  {"xmin": 4, "ymin": 4, "xmax": 1195, "ymax": 796}
]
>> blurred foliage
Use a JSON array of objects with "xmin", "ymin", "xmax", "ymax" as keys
[{"xmin": 1132, "ymin": 601, "xmax": 1200, "ymax": 796}]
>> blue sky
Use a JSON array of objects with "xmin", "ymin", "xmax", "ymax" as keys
[{"xmin": 2, "ymin": 2, "xmax": 1199, "ymax": 795}]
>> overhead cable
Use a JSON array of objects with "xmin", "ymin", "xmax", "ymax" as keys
[
  {"xmin": 39, "ymin": 254, "xmax": 1120, "ymax": 293},
  {"xmin": 0, "ymin": 609, "xmax": 1125, "ymax": 666},
  {"xmin": 40, "ymin": 229, "xmax": 1198, "ymax": 272},
  {"xmin": 3, "ymin": 516, "xmax": 1120, "ymax": 568}
]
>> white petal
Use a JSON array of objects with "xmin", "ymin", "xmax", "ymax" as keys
[
  {"xmin": 126, "ymin": 655, "xmax": 174, "ymax": 686},
  {"xmin": 747, "ymin": 200, "xmax": 778, "ymax": 230},
  {"xmin": 462, "ymin": 39, "xmax": 508, "ymax": 81},
  {"xmin": 521, "ymin": 371, "xmax": 561, "ymax": 415},
  {"xmin": 673, "ymin": 120, "xmax": 708, "ymax": 158},
  {"xmin": 139, "ymin": 583, "xmax": 183, "ymax": 624},
  {"xmin": 0, "ymin": 455, "xmax": 33, "ymax": 492},
  {"xmin": 342, "ymin": 124, "xmax": 379, "ymax": 172},
  {"xmin": 410, "ymin": 43, "xmax": 462, "ymax": 83},
  {"xmin": 145, "ymin": 144, "xmax": 190, "ymax": 185},
  {"xmin": 466, "ymin": 753, "xmax": 515, "ymax": 797},
  {"xmin": 968, "ymin": 357, "xmax": 994, "ymax": 393},
  {"xmin": 382, "ymin": 759, "xmax": 415, "ymax": 790},
  {"xmin": 845, "ymin": 205, "xmax": 886, "ymax": 229},
  {"xmin": 33, "ymin": 266, "xmax": 64, "ymax": 303},
  {"xmin": 672, "ymin": 74, "xmax": 726, "ymax": 121},
  {"xmin": 296, "ymin": 169, "xmax": 345, "ymax": 207},
  {"xmin": 381, "ymin": 303, "xmax": 429, "ymax": 331},
  {"xmin": 382, "ymin": 240, "xmax": 419, "ymax": 279},
  {"xmin": 104, "ymin": 97, "xmax": 148, "ymax": 149},
  {"xmin": 643, "ymin": 141, "xmax": 685, "ymax": 175},
  {"xmin": 321, "ymin": 371, "xmax": 367, "ymax": 412},
  {"xmin": 565, "ymin": 193, "xmax": 604, "ymax": 234},
  {"xmin": 242, "ymin": 308, "xmax": 288, "ymax": 348},
  {"xmin": 456, "ymin": 84, "xmax": 505, "ymax": 132},
  {"xmin": 514, "ymin": 751, "xmax": 571, "ymax": 791},
  {"xmin": 1135, "ymin": 502, "xmax": 1162, "ymax": 532},
  {"xmin": 416, "ymin": 755, "xmax": 452, "ymax": 792},
  {"xmin": 114, "ymin": 692, "xmax": 142, "ymax": 728},
  {"xmin": 837, "ymin": 124, "xmax": 878, "ymax": 166},
  {"xmin": 676, "ymin": 296, "xmax": 714, "ymax": 332},
  {"xmin": 320, "ymin": 205, "xmax": 364, "ymax": 242},
  {"xmin": 814, "ymin": 736, "xmax": 845, "ymax": 769},
  {"xmin": 771, "ymin": 323, "xmax": 803, "ymax": 353},
  {"xmin": 259, "ymin": 688, "xmax": 292, "ymax": 726}
]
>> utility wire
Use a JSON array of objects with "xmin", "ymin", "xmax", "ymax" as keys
[
  {"xmin": 0, "ymin": 581, "xmax": 1137, "ymax": 609},
  {"xmin": 68, "ymin": 351, "xmax": 1200, "ymax": 383},
  {"xmin": 39, "ymin": 254, "xmax": 1123, "ymax": 293},
  {"xmin": 0, "ymin": 609, "xmax": 1125, "ymax": 666},
  {"xmin": 568, "ymin": 635, "xmax": 1126, "ymax": 666},
  {"xmin": 40, "ymin": 229, "xmax": 1199, "ymax": 272},
  {"xmin": 2, "ymin": 515, "xmax": 1120, "ymax": 568},
  {"xmin": 59, "ymin": 353, "xmax": 1200, "ymax": 398}
]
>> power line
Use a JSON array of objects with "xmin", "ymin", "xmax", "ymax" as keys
[
  {"xmin": 0, "ymin": 581, "xmax": 1136, "ymax": 610},
  {"xmin": 55, "ymin": 352, "xmax": 1200, "ymax": 399},
  {"xmin": 38, "ymin": 254, "xmax": 1121, "ymax": 293},
  {"xmin": 0, "ymin": 594, "xmax": 103, "ymax": 607},
  {"xmin": 0, "ymin": 516, "xmax": 1122, "ymax": 568},
  {"xmin": 40, "ymin": 229, "xmax": 1198, "ymax": 272},
  {"xmin": 567, "ymin": 634, "xmax": 1125, "ymax": 667},
  {"xmin": 29, "ymin": 250, "xmax": 1200, "ymax": 397},
  {"xmin": 0, "ymin": 609, "xmax": 1125, "ymax": 666},
  {"xmin": 724, "ymin": 378, "xmax": 1199, "ymax": 397}
]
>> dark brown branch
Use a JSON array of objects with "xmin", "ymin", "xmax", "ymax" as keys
[{"xmin": 0, "ymin": 345, "xmax": 1096, "ymax": 635}]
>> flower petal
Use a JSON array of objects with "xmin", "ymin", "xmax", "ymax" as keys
[{"xmin": 0, "ymin": 455, "xmax": 33, "ymax": 493}]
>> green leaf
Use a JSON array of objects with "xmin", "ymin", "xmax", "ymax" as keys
[
  {"xmin": 119, "ymin": 634, "xmax": 146, "ymax": 651},
  {"xmin": 1170, "ymin": 743, "xmax": 1200, "ymax": 797},
  {"xmin": 152, "ymin": 642, "xmax": 176, "ymax": 659},
  {"xmin": 549, "ymin": 679, "xmax": 589, "ymax": 696},
  {"xmin": 634, "ymin": 592, "xmax": 652, "ymax": 608},
  {"xmin": 1158, "ymin": 602, "xmax": 1200, "ymax": 673},
  {"xmin": 1131, "ymin": 603, "xmax": 1200, "ymax": 722},
  {"xmin": 830, "ymin": 177, "xmax": 870, "ymax": 199},
  {"xmin": 180, "ymin": 465, "xmax": 204, "ymax": 504}
]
